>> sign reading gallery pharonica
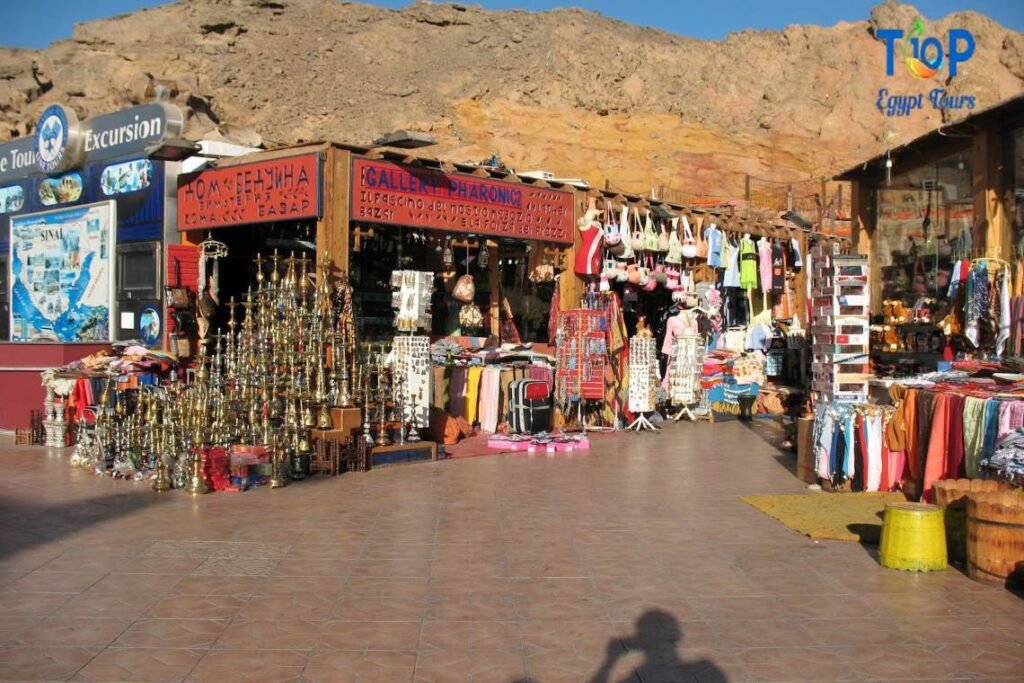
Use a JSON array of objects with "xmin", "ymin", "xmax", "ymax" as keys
[
  {"xmin": 350, "ymin": 157, "xmax": 574, "ymax": 244},
  {"xmin": 177, "ymin": 153, "xmax": 323, "ymax": 230}
]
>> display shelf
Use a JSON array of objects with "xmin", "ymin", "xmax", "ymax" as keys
[
  {"xmin": 809, "ymin": 245, "xmax": 869, "ymax": 405},
  {"xmin": 555, "ymin": 309, "xmax": 608, "ymax": 403}
]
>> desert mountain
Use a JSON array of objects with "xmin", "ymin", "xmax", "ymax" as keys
[{"xmin": 1, "ymin": 0, "xmax": 1022, "ymax": 197}]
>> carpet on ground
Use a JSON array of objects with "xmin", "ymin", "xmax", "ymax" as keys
[{"xmin": 741, "ymin": 491, "xmax": 908, "ymax": 543}]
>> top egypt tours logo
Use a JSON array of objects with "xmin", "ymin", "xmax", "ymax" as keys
[{"xmin": 875, "ymin": 17, "xmax": 978, "ymax": 117}]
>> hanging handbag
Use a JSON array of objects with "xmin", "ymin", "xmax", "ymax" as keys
[
  {"xmin": 459, "ymin": 302, "xmax": 483, "ymax": 330},
  {"xmin": 665, "ymin": 217, "xmax": 683, "ymax": 265},
  {"xmin": 680, "ymin": 216, "xmax": 698, "ymax": 260},
  {"xmin": 641, "ymin": 254, "xmax": 659, "ymax": 292},
  {"xmin": 631, "ymin": 207, "xmax": 646, "ymax": 255},
  {"xmin": 656, "ymin": 218, "xmax": 670, "ymax": 253},
  {"xmin": 617, "ymin": 204, "xmax": 634, "ymax": 259},
  {"xmin": 694, "ymin": 216, "xmax": 709, "ymax": 260},
  {"xmin": 653, "ymin": 254, "xmax": 668, "ymax": 285},
  {"xmin": 453, "ymin": 274, "xmax": 475, "ymax": 303},
  {"xmin": 644, "ymin": 210, "xmax": 660, "ymax": 252},
  {"xmin": 166, "ymin": 257, "xmax": 193, "ymax": 309},
  {"xmin": 666, "ymin": 267, "xmax": 681, "ymax": 291},
  {"xmin": 602, "ymin": 208, "xmax": 618, "ymax": 250}
]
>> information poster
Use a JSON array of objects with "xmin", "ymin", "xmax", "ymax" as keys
[{"xmin": 9, "ymin": 201, "xmax": 115, "ymax": 342}]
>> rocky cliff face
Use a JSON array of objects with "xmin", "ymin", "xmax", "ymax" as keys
[{"xmin": 1, "ymin": 0, "xmax": 1021, "ymax": 196}]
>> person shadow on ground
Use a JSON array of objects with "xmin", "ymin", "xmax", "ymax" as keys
[{"xmin": 587, "ymin": 609, "xmax": 729, "ymax": 683}]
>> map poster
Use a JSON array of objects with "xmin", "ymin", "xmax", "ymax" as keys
[{"xmin": 9, "ymin": 201, "xmax": 116, "ymax": 342}]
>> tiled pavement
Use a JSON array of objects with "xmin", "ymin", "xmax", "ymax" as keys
[{"xmin": 0, "ymin": 421, "xmax": 1022, "ymax": 682}]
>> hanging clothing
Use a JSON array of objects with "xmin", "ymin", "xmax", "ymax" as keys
[
  {"xmin": 922, "ymin": 393, "xmax": 953, "ymax": 503},
  {"xmin": 722, "ymin": 238, "xmax": 741, "ymax": 288},
  {"xmin": 662, "ymin": 312, "xmax": 700, "ymax": 356},
  {"xmin": 945, "ymin": 394, "xmax": 966, "ymax": 480},
  {"xmin": 965, "ymin": 262, "xmax": 991, "ymax": 348},
  {"xmin": 997, "ymin": 400, "xmax": 1024, "ymax": 440},
  {"xmin": 464, "ymin": 366, "xmax": 483, "ymax": 424},
  {"xmin": 478, "ymin": 367, "xmax": 502, "ymax": 433},
  {"xmin": 997, "ymin": 269, "xmax": 1011, "ymax": 356},
  {"xmin": 758, "ymin": 238, "xmax": 773, "ymax": 293},
  {"xmin": 980, "ymin": 399, "xmax": 1002, "ymax": 469},
  {"xmin": 449, "ymin": 366, "xmax": 468, "ymax": 418},
  {"xmin": 962, "ymin": 397, "xmax": 988, "ymax": 478},
  {"xmin": 573, "ymin": 219, "xmax": 604, "ymax": 276},
  {"xmin": 770, "ymin": 243, "xmax": 786, "ymax": 294},
  {"xmin": 789, "ymin": 237, "xmax": 803, "ymax": 272},
  {"xmin": 704, "ymin": 224, "xmax": 724, "ymax": 268},
  {"xmin": 739, "ymin": 237, "xmax": 758, "ymax": 290}
]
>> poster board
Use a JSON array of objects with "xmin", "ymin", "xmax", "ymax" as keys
[{"xmin": 9, "ymin": 201, "xmax": 116, "ymax": 342}]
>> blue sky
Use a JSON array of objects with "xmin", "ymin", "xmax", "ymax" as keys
[{"xmin": 1, "ymin": 0, "xmax": 1021, "ymax": 48}]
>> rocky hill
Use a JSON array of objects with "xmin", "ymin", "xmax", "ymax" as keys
[{"xmin": 1, "ymin": 0, "xmax": 1022, "ymax": 196}]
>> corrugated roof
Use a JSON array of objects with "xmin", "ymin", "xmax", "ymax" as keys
[{"xmin": 833, "ymin": 93, "xmax": 1024, "ymax": 181}]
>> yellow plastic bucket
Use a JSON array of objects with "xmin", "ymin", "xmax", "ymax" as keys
[{"xmin": 878, "ymin": 502, "xmax": 948, "ymax": 572}]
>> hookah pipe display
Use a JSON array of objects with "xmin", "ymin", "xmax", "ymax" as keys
[{"xmin": 91, "ymin": 243, "xmax": 363, "ymax": 492}]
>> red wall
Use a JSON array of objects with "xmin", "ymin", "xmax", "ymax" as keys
[{"xmin": 0, "ymin": 343, "xmax": 108, "ymax": 430}]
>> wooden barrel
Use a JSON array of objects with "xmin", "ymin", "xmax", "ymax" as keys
[
  {"xmin": 934, "ymin": 480, "xmax": 1014, "ymax": 564},
  {"xmin": 935, "ymin": 479, "xmax": 1013, "ymax": 508},
  {"xmin": 966, "ymin": 490, "xmax": 1024, "ymax": 583}
]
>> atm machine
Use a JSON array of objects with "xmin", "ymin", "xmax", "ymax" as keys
[{"xmin": 115, "ymin": 240, "xmax": 162, "ymax": 345}]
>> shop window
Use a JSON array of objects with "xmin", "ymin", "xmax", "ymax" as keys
[
  {"xmin": 101, "ymin": 159, "xmax": 154, "ymax": 196},
  {"xmin": 1012, "ymin": 127, "xmax": 1024, "ymax": 253},
  {"xmin": 0, "ymin": 184, "xmax": 24, "ymax": 214},
  {"xmin": 874, "ymin": 150, "xmax": 973, "ymax": 312},
  {"xmin": 38, "ymin": 172, "xmax": 84, "ymax": 206},
  {"xmin": 348, "ymin": 225, "xmax": 557, "ymax": 343}
]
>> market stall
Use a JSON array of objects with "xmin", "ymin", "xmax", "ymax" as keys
[{"xmin": 804, "ymin": 94, "xmax": 1024, "ymax": 511}]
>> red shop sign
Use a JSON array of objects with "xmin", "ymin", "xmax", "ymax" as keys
[
  {"xmin": 350, "ymin": 157, "xmax": 574, "ymax": 244},
  {"xmin": 177, "ymin": 153, "xmax": 323, "ymax": 230}
]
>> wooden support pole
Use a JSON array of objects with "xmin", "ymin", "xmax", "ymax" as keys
[
  {"xmin": 850, "ymin": 179, "xmax": 877, "ymax": 312},
  {"xmin": 974, "ymin": 127, "xmax": 1011, "ymax": 258},
  {"xmin": 488, "ymin": 240, "xmax": 500, "ymax": 339}
]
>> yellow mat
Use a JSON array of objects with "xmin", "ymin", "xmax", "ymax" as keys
[{"xmin": 741, "ymin": 492, "xmax": 908, "ymax": 543}]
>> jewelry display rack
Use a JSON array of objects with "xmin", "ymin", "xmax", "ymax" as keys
[
  {"xmin": 392, "ymin": 335, "xmax": 431, "ymax": 441},
  {"xmin": 669, "ymin": 334, "xmax": 705, "ymax": 422},
  {"xmin": 626, "ymin": 334, "xmax": 659, "ymax": 432}
]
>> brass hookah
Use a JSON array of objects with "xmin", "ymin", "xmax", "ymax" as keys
[
  {"xmin": 374, "ymin": 346, "xmax": 392, "ymax": 448},
  {"xmin": 97, "ymin": 240, "xmax": 366, "ymax": 490}
]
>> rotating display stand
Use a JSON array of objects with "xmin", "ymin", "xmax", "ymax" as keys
[
  {"xmin": 669, "ymin": 334, "xmax": 705, "ymax": 422},
  {"xmin": 627, "ymin": 335, "xmax": 659, "ymax": 432}
]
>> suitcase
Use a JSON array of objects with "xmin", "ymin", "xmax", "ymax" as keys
[{"xmin": 508, "ymin": 379, "xmax": 551, "ymax": 434}]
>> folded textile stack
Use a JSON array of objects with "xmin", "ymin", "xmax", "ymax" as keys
[{"xmin": 983, "ymin": 429, "xmax": 1024, "ymax": 480}]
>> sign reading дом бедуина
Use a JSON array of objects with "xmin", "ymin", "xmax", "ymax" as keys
[
  {"xmin": 0, "ymin": 102, "xmax": 184, "ymax": 181},
  {"xmin": 875, "ymin": 17, "xmax": 978, "ymax": 118},
  {"xmin": 177, "ymin": 153, "xmax": 323, "ymax": 230}
]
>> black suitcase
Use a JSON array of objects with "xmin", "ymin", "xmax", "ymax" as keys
[{"xmin": 508, "ymin": 379, "xmax": 551, "ymax": 434}]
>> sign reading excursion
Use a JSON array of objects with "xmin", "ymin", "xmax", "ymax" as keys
[
  {"xmin": 177, "ymin": 154, "xmax": 323, "ymax": 230},
  {"xmin": 350, "ymin": 157, "xmax": 574, "ymax": 244}
]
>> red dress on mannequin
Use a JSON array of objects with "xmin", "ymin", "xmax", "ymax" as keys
[{"xmin": 574, "ymin": 219, "xmax": 604, "ymax": 276}]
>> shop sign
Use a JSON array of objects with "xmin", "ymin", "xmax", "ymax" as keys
[
  {"xmin": 350, "ymin": 157, "xmax": 574, "ymax": 244},
  {"xmin": 0, "ymin": 102, "xmax": 184, "ymax": 182},
  {"xmin": 177, "ymin": 153, "xmax": 322, "ymax": 230}
]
